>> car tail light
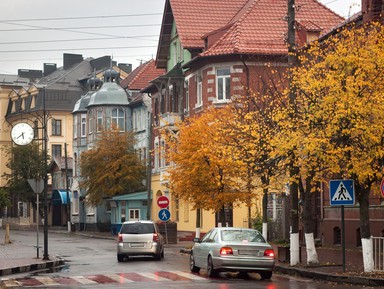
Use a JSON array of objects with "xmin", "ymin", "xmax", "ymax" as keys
[
  {"xmin": 264, "ymin": 249, "xmax": 275, "ymax": 257},
  {"xmin": 117, "ymin": 233, "xmax": 123, "ymax": 243},
  {"xmin": 220, "ymin": 247, "xmax": 233, "ymax": 255},
  {"xmin": 153, "ymin": 233, "xmax": 160, "ymax": 242}
]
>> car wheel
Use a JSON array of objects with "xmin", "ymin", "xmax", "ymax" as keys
[
  {"xmin": 117, "ymin": 254, "xmax": 124, "ymax": 262},
  {"xmin": 260, "ymin": 271, "xmax": 272, "ymax": 280},
  {"xmin": 189, "ymin": 253, "xmax": 200, "ymax": 273},
  {"xmin": 207, "ymin": 255, "xmax": 218, "ymax": 277},
  {"xmin": 161, "ymin": 249, "xmax": 164, "ymax": 259},
  {"xmin": 154, "ymin": 252, "xmax": 162, "ymax": 260}
]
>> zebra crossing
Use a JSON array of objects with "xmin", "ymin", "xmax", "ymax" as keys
[{"xmin": 0, "ymin": 271, "xmax": 208, "ymax": 287}]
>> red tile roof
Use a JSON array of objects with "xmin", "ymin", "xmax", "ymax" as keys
[
  {"xmin": 120, "ymin": 59, "xmax": 165, "ymax": 90},
  {"xmin": 170, "ymin": 0, "xmax": 250, "ymax": 49},
  {"xmin": 164, "ymin": 0, "xmax": 343, "ymax": 59},
  {"xmin": 200, "ymin": 0, "xmax": 344, "ymax": 57}
]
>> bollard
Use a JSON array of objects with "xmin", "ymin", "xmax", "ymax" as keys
[{"xmin": 4, "ymin": 223, "xmax": 11, "ymax": 244}]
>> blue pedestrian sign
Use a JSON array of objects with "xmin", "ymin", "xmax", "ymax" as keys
[
  {"xmin": 158, "ymin": 208, "xmax": 171, "ymax": 221},
  {"xmin": 330, "ymin": 179, "xmax": 355, "ymax": 206}
]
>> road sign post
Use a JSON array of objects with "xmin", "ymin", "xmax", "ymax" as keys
[
  {"xmin": 329, "ymin": 179, "xmax": 355, "ymax": 272},
  {"xmin": 157, "ymin": 196, "xmax": 170, "ymax": 244}
]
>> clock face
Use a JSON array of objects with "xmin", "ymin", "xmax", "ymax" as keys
[{"xmin": 11, "ymin": 123, "xmax": 34, "ymax": 145}]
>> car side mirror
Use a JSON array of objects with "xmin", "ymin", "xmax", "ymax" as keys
[{"xmin": 193, "ymin": 237, "xmax": 201, "ymax": 243}]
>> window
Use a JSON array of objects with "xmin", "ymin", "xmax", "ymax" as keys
[
  {"xmin": 88, "ymin": 111, "xmax": 93, "ymax": 134},
  {"xmin": 216, "ymin": 68, "xmax": 231, "ymax": 101},
  {"xmin": 333, "ymin": 227, "xmax": 341, "ymax": 245},
  {"xmin": 97, "ymin": 110, "xmax": 103, "ymax": 132},
  {"xmin": 52, "ymin": 144, "xmax": 62, "ymax": 157},
  {"xmin": 197, "ymin": 76, "xmax": 202, "ymax": 107},
  {"xmin": 111, "ymin": 108, "xmax": 125, "ymax": 131},
  {"xmin": 129, "ymin": 209, "xmax": 140, "ymax": 221},
  {"xmin": 74, "ymin": 115, "xmax": 78, "ymax": 138},
  {"xmin": 81, "ymin": 114, "xmax": 86, "ymax": 137},
  {"xmin": 184, "ymin": 80, "xmax": 189, "ymax": 113},
  {"xmin": 52, "ymin": 119, "xmax": 62, "ymax": 136}
]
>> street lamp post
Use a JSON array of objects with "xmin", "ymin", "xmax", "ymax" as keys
[{"xmin": 42, "ymin": 87, "xmax": 49, "ymax": 261}]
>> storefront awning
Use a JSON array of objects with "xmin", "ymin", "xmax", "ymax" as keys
[{"xmin": 52, "ymin": 189, "xmax": 72, "ymax": 205}]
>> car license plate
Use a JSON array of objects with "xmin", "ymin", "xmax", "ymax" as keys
[
  {"xmin": 239, "ymin": 250, "xmax": 259, "ymax": 256},
  {"xmin": 130, "ymin": 243, "xmax": 145, "ymax": 247}
]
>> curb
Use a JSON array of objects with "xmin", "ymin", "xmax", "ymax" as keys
[
  {"xmin": 181, "ymin": 246, "xmax": 384, "ymax": 287},
  {"xmin": 274, "ymin": 265, "xmax": 384, "ymax": 287},
  {"xmin": 0, "ymin": 259, "xmax": 64, "ymax": 277}
]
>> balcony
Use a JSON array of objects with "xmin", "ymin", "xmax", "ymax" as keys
[{"xmin": 158, "ymin": 112, "xmax": 181, "ymax": 128}]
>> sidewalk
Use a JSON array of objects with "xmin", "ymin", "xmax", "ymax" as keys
[{"xmin": 0, "ymin": 227, "xmax": 384, "ymax": 287}]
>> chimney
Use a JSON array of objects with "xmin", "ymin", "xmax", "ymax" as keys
[
  {"xmin": 63, "ymin": 53, "xmax": 83, "ymax": 70},
  {"xmin": 43, "ymin": 63, "xmax": 57, "ymax": 76},
  {"xmin": 18, "ymin": 69, "xmax": 43, "ymax": 79},
  {"xmin": 118, "ymin": 63, "xmax": 132, "ymax": 73}
]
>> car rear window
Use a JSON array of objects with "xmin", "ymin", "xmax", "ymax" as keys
[
  {"xmin": 221, "ymin": 229, "xmax": 266, "ymax": 243},
  {"xmin": 121, "ymin": 223, "xmax": 155, "ymax": 234}
]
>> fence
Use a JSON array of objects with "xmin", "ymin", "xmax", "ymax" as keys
[{"xmin": 372, "ymin": 236, "xmax": 384, "ymax": 271}]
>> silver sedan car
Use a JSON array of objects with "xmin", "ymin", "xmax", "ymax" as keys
[
  {"xmin": 189, "ymin": 227, "xmax": 275, "ymax": 279},
  {"xmin": 117, "ymin": 220, "xmax": 164, "ymax": 262}
]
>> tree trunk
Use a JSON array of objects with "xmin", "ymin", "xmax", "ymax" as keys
[
  {"xmin": 301, "ymin": 176, "xmax": 319, "ymax": 265},
  {"xmin": 356, "ymin": 181, "xmax": 373, "ymax": 272},
  {"xmin": 289, "ymin": 162, "xmax": 300, "ymax": 266},
  {"xmin": 195, "ymin": 208, "xmax": 201, "ymax": 238},
  {"xmin": 262, "ymin": 188, "xmax": 268, "ymax": 241}
]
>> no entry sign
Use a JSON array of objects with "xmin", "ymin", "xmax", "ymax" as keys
[{"xmin": 157, "ymin": 196, "xmax": 169, "ymax": 208}]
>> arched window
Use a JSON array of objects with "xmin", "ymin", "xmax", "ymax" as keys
[
  {"xmin": 111, "ymin": 108, "xmax": 125, "ymax": 131},
  {"xmin": 333, "ymin": 227, "xmax": 341, "ymax": 245}
]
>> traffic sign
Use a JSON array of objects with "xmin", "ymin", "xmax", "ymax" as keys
[
  {"xmin": 330, "ymin": 179, "xmax": 355, "ymax": 206},
  {"xmin": 381, "ymin": 179, "xmax": 384, "ymax": 198},
  {"xmin": 157, "ymin": 196, "xmax": 169, "ymax": 208},
  {"xmin": 158, "ymin": 209, "xmax": 171, "ymax": 221}
]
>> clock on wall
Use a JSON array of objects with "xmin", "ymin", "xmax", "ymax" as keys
[{"xmin": 11, "ymin": 122, "xmax": 34, "ymax": 145}]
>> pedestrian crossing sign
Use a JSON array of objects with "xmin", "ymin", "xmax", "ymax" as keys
[{"xmin": 330, "ymin": 179, "xmax": 355, "ymax": 206}]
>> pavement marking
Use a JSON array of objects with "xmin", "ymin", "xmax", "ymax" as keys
[
  {"xmin": 0, "ymin": 271, "xmax": 209, "ymax": 287},
  {"xmin": 70, "ymin": 276, "xmax": 98, "ymax": 285},
  {"xmin": 174, "ymin": 270, "xmax": 208, "ymax": 280},
  {"xmin": 34, "ymin": 276, "xmax": 61, "ymax": 286},
  {"xmin": 105, "ymin": 273, "xmax": 134, "ymax": 283},
  {"xmin": 2, "ymin": 279, "xmax": 21, "ymax": 287},
  {"xmin": 139, "ymin": 272, "xmax": 170, "ymax": 281}
]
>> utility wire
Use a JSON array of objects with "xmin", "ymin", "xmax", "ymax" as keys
[
  {"xmin": 0, "ymin": 36, "xmax": 159, "ymax": 45},
  {"xmin": 0, "ymin": 13, "xmax": 164, "ymax": 23},
  {"xmin": 0, "ymin": 23, "xmax": 166, "ymax": 32}
]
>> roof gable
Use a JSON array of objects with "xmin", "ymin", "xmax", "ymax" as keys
[
  {"xmin": 200, "ymin": 0, "xmax": 344, "ymax": 57},
  {"xmin": 157, "ymin": 0, "xmax": 344, "ymax": 65},
  {"xmin": 120, "ymin": 59, "xmax": 165, "ymax": 90}
]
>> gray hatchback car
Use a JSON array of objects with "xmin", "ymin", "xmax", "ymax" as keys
[{"xmin": 117, "ymin": 220, "xmax": 165, "ymax": 262}]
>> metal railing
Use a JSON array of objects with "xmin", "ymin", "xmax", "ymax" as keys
[{"xmin": 372, "ymin": 236, "xmax": 384, "ymax": 271}]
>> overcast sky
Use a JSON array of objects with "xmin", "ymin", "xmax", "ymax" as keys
[{"xmin": 0, "ymin": 0, "xmax": 361, "ymax": 75}]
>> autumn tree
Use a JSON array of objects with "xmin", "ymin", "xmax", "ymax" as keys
[
  {"xmin": 79, "ymin": 128, "xmax": 146, "ymax": 205},
  {"xmin": 2, "ymin": 142, "xmax": 47, "ymax": 216},
  {"xmin": 164, "ymin": 108, "xmax": 251, "ymax": 228},
  {"xmin": 291, "ymin": 22, "xmax": 384, "ymax": 271},
  {"xmin": 218, "ymin": 68, "xmax": 288, "ymax": 239}
]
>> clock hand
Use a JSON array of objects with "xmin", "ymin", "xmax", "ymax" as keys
[{"xmin": 17, "ymin": 132, "xmax": 25, "ymax": 139}]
